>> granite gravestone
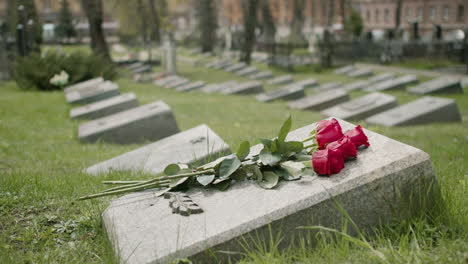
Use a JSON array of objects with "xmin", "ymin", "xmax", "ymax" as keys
[
  {"xmin": 236, "ymin": 66, "xmax": 259, "ymax": 77},
  {"xmin": 154, "ymin": 75, "xmax": 180, "ymax": 86},
  {"xmin": 314, "ymin": 82, "xmax": 342, "ymax": 92},
  {"xmin": 176, "ymin": 81, "xmax": 205, "ymax": 92},
  {"xmin": 221, "ymin": 81, "xmax": 264, "ymax": 95},
  {"xmin": 333, "ymin": 65, "xmax": 355, "ymax": 74},
  {"xmin": 200, "ymin": 81, "xmax": 238, "ymax": 93},
  {"xmin": 288, "ymin": 89, "xmax": 350, "ymax": 111},
  {"xmin": 131, "ymin": 65, "xmax": 152, "ymax": 75},
  {"xmin": 408, "ymin": 77, "xmax": 463, "ymax": 95},
  {"xmin": 287, "ymin": 79, "xmax": 318, "ymax": 89},
  {"xmin": 366, "ymin": 96, "xmax": 462, "ymax": 126},
  {"xmin": 225, "ymin": 63, "xmax": 247, "ymax": 72},
  {"xmin": 66, "ymin": 81, "xmax": 120, "ymax": 104},
  {"xmin": 249, "ymin": 71, "xmax": 273, "ymax": 80},
  {"xmin": 365, "ymin": 75, "xmax": 419, "ymax": 92},
  {"xmin": 165, "ymin": 78, "xmax": 190, "ymax": 89},
  {"xmin": 348, "ymin": 68, "xmax": 374, "ymax": 78},
  {"xmin": 341, "ymin": 80, "xmax": 371, "ymax": 92},
  {"xmin": 213, "ymin": 61, "xmax": 233, "ymax": 70},
  {"xmin": 70, "ymin": 93, "xmax": 139, "ymax": 120},
  {"xmin": 267, "ymin": 75, "xmax": 294, "ymax": 86},
  {"xmin": 78, "ymin": 100, "xmax": 179, "ymax": 144},
  {"xmin": 367, "ymin": 73, "xmax": 395, "ymax": 84},
  {"xmin": 256, "ymin": 86, "xmax": 305, "ymax": 102},
  {"xmin": 64, "ymin": 77, "xmax": 104, "ymax": 93},
  {"xmin": 127, "ymin": 62, "xmax": 144, "ymax": 72},
  {"xmin": 321, "ymin": 93, "xmax": 398, "ymax": 120},
  {"xmin": 102, "ymin": 119, "xmax": 435, "ymax": 264},
  {"xmin": 86, "ymin": 124, "xmax": 231, "ymax": 175}
]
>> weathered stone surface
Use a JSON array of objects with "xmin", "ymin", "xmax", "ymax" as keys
[
  {"xmin": 154, "ymin": 75, "xmax": 180, "ymax": 86},
  {"xmin": 200, "ymin": 81, "xmax": 238, "ymax": 93},
  {"xmin": 221, "ymin": 81, "xmax": 264, "ymax": 95},
  {"xmin": 70, "ymin": 93, "xmax": 139, "ymax": 120},
  {"xmin": 236, "ymin": 66, "xmax": 259, "ymax": 77},
  {"xmin": 133, "ymin": 72, "xmax": 165, "ymax": 83},
  {"xmin": 78, "ymin": 100, "xmax": 179, "ymax": 144},
  {"xmin": 365, "ymin": 75, "xmax": 419, "ymax": 92},
  {"xmin": 348, "ymin": 68, "xmax": 374, "ymax": 78},
  {"xmin": 249, "ymin": 71, "xmax": 273, "ymax": 80},
  {"xmin": 127, "ymin": 62, "xmax": 144, "ymax": 71},
  {"xmin": 322, "ymin": 93, "xmax": 398, "ymax": 120},
  {"xmin": 86, "ymin": 124, "xmax": 231, "ymax": 175},
  {"xmin": 64, "ymin": 77, "xmax": 104, "ymax": 93},
  {"xmin": 341, "ymin": 80, "xmax": 370, "ymax": 91},
  {"xmin": 314, "ymin": 82, "xmax": 342, "ymax": 92},
  {"xmin": 165, "ymin": 78, "xmax": 189, "ymax": 89},
  {"xmin": 225, "ymin": 63, "xmax": 247, "ymax": 72},
  {"xmin": 367, "ymin": 73, "xmax": 395, "ymax": 84},
  {"xmin": 213, "ymin": 61, "xmax": 233, "ymax": 70},
  {"xmin": 287, "ymin": 79, "xmax": 318, "ymax": 89},
  {"xmin": 176, "ymin": 81, "xmax": 205, "ymax": 92},
  {"xmin": 267, "ymin": 75, "xmax": 293, "ymax": 85},
  {"xmin": 256, "ymin": 85, "xmax": 305, "ymax": 102},
  {"xmin": 333, "ymin": 65, "xmax": 355, "ymax": 74},
  {"xmin": 131, "ymin": 65, "xmax": 152, "ymax": 74},
  {"xmin": 462, "ymin": 78, "xmax": 468, "ymax": 87},
  {"xmin": 288, "ymin": 89, "xmax": 349, "ymax": 110},
  {"xmin": 103, "ymin": 119, "xmax": 435, "ymax": 264},
  {"xmin": 366, "ymin": 96, "xmax": 462, "ymax": 126},
  {"xmin": 66, "ymin": 81, "xmax": 120, "ymax": 104},
  {"xmin": 408, "ymin": 77, "xmax": 463, "ymax": 95}
]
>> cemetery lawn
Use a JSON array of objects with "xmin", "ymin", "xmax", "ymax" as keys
[{"xmin": 1, "ymin": 59, "xmax": 467, "ymax": 263}]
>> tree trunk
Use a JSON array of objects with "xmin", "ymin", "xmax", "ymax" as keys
[
  {"xmin": 321, "ymin": 0, "xmax": 334, "ymax": 68},
  {"xmin": 147, "ymin": 0, "xmax": 161, "ymax": 43},
  {"xmin": 81, "ymin": 0, "xmax": 111, "ymax": 61},
  {"xmin": 290, "ymin": 0, "xmax": 305, "ymax": 43},
  {"xmin": 197, "ymin": 0, "xmax": 217, "ymax": 53},
  {"xmin": 260, "ymin": 0, "xmax": 276, "ymax": 43},
  {"xmin": 395, "ymin": 0, "xmax": 403, "ymax": 38},
  {"xmin": 240, "ymin": 0, "xmax": 259, "ymax": 64},
  {"xmin": 340, "ymin": 0, "xmax": 346, "ymax": 26}
]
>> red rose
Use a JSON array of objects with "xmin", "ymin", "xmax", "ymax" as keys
[
  {"xmin": 316, "ymin": 118, "xmax": 344, "ymax": 149},
  {"xmin": 326, "ymin": 136, "xmax": 357, "ymax": 160},
  {"xmin": 312, "ymin": 148, "xmax": 345, "ymax": 176},
  {"xmin": 345, "ymin": 125, "xmax": 370, "ymax": 149}
]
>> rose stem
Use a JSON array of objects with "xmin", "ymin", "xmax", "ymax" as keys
[{"xmin": 78, "ymin": 182, "xmax": 170, "ymax": 200}]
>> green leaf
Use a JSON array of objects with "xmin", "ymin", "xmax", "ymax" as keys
[
  {"xmin": 258, "ymin": 171, "xmax": 279, "ymax": 189},
  {"xmin": 213, "ymin": 178, "xmax": 231, "ymax": 191},
  {"xmin": 219, "ymin": 156, "xmax": 241, "ymax": 179},
  {"xmin": 294, "ymin": 152, "xmax": 312, "ymax": 162},
  {"xmin": 259, "ymin": 148, "xmax": 281, "ymax": 166},
  {"xmin": 236, "ymin": 141, "xmax": 251, "ymax": 161},
  {"xmin": 196, "ymin": 175, "xmax": 215, "ymax": 186},
  {"xmin": 164, "ymin": 164, "xmax": 181, "ymax": 175},
  {"xmin": 231, "ymin": 168, "xmax": 247, "ymax": 182},
  {"xmin": 199, "ymin": 156, "xmax": 226, "ymax": 171},
  {"xmin": 271, "ymin": 139, "xmax": 278, "ymax": 153},
  {"xmin": 279, "ymin": 161, "xmax": 306, "ymax": 181},
  {"xmin": 243, "ymin": 164, "xmax": 263, "ymax": 181},
  {"xmin": 260, "ymin": 138, "xmax": 273, "ymax": 149},
  {"xmin": 278, "ymin": 116, "xmax": 292, "ymax": 143},
  {"xmin": 285, "ymin": 141, "xmax": 304, "ymax": 154}
]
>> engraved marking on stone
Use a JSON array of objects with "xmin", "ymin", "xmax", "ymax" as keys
[
  {"xmin": 163, "ymin": 192, "xmax": 203, "ymax": 216},
  {"xmin": 341, "ymin": 97, "xmax": 376, "ymax": 111},
  {"xmin": 190, "ymin": 136, "xmax": 206, "ymax": 145}
]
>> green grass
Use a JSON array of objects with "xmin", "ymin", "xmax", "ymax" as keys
[
  {"xmin": 391, "ymin": 58, "xmax": 465, "ymax": 71},
  {"xmin": 0, "ymin": 52, "xmax": 467, "ymax": 263}
]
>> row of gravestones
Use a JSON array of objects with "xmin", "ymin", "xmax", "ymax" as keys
[{"xmin": 65, "ymin": 61, "xmax": 440, "ymax": 264}]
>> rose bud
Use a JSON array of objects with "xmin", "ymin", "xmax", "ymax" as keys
[
  {"xmin": 326, "ymin": 136, "xmax": 357, "ymax": 160},
  {"xmin": 312, "ymin": 148, "xmax": 345, "ymax": 176},
  {"xmin": 345, "ymin": 125, "xmax": 370, "ymax": 149},
  {"xmin": 316, "ymin": 118, "xmax": 344, "ymax": 149}
]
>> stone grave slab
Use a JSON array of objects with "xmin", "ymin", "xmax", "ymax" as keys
[
  {"xmin": 341, "ymin": 80, "xmax": 370, "ymax": 92},
  {"xmin": 267, "ymin": 75, "xmax": 293, "ymax": 85},
  {"xmin": 70, "ymin": 93, "xmax": 139, "ymax": 120},
  {"xmin": 321, "ymin": 93, "xmax": 398, "ymax": 120},
  {"xmin": 366, "ymin": 96, "xmax": 462, "ymax": 126},
  {"xmin": 85, "ymin": 124, "xmax": 231, "ymax": 175},
  {"xmin": 213, "ymin": 61, "xmax": 233, "ymax": 70},
  {"xmin": 127, "ymin": 62, "xmax": 144, "ymax": 71},
  {"xmin": 408, "ymin": 77, "xmax": 463, "ymax": 95},
  {"xmin": 348, "ymin": 68, "xmax": 374, "ymax": 78},
  {"xmin": 314, "ymin": 82, "xmax": 342, "ymax": 92},
  {"xmin": 333, "ymin": 65, "xmax": 355, "ymax": 74},
  {"xmin": 64, "ymin": 77, "xmax": 104, "ymax": 93},
  {"xmin": 288, "ymin": 79, "xmax": 318, "ymax": 89},
  {"xmin": 165, "ymin": 78, "xmax": 190, "ymax": 89},
  {"xmin": 225, "ymin": 63, "xmax": 247, "ymax": 72},
  {"xmin": 288, "ymin": 89, "xmax": 349, "ymax": 111},
  {"xmin": 131, "ymin": 65, "xmax": 152, "ymax": 74},
  {"xmin": 133, "ymin": 72, "xmax": 165, "ymax": 83},
  {"xmin": 256, "ymin": 85, "xmax": 305, "ymax": 102},
  {"xmin": 236, "ymin": 66, "xmax": 259, "ymax": 77},
  {"xmin": 78, "ymin": 100, "xmax": 179, "ymax": 144},
  {"xmin": 154, "ymin": 75, "xmax": 179, "ymax": 86},
  {"xmin": 221, "ymin": 81, "xmax": 264, "ymax": 95},
  {"xmin": 249, "ymin": 71, "xmax": 273, "ymax": 80},
  {"xmin": 161, "ymin": 77, "xmax": 186, "ymax": 88},
  {"xmin": 367, "ymin": 73, "xmax": 395, "ymax": 84},
  {"xmin": 365, "ymin": 75, "xmax": 419, "ymax": 92},
  {"xmin": 66, "ymin": 81, "xmax": 120, "ymax": 104},
  {"xmin": 200, "ymin": 81, "xmax": 238, "ymax": 93},
  {"xmin": 102, "ymin": 118, "xmax": 435, "ymax": 264},
  {"xmin": 462, "ymin": 78, "xmax": 468, "ymax": 87},
  {"xmin": 176, "ymin": 81, "xmax": 205, "ymax": 92}
]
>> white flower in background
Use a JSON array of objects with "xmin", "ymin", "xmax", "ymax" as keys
[{"xmin": 50, "ymin": 70, "xmax": 70, "ymax": 87}]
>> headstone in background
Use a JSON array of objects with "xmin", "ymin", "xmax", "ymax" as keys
[
  {"xmin": 131, "ymin": 65, "xmax": 152, "ymax": 75},
  {"xmin": 236, "ymin": 66, "xmax": 259, "ymax": 77},
  {"xmin": 64, "ymin": 77, "xmax": 104, "ymax": 94},
  {"xmin": 367, "ymin": 73, "xmax": 396, "ymax": 84},
  {"xmin": 86, "ymin": 124, "xmax": 231, "ymax": 175},
  {"xmin": 333, "ymin": 65, "xmax": 355, "ymax": 75},
  {"xmin": 408, "ymin": 77, "xmax": 463, "ymax": 94},
  {"xmin": 267, "ymin": 75, "xmax": 294, "ymax": 86},
  {"xmin": 127, "ymin": 62, "xmax": 144, "ymax": 72},
  {"xmin": 165, "ymin": 78, "xmax": 190, "ymax": 89},
  {"xmin": 249, "ymin": 71, "xmax": 273, "ymax": 80},
  {"xmin": 102, "ymin": 119, "xmax": 435, "ymax": 264},
  {"xmin": 342, "ymin": 80, "xmax": 371, "ymax": 92},
  {"xmin": 366, "ymin": 96, "xmax": 461, "ymax": 126},
  {"xmin": 225, "ymin": 63, "xmax": 247, "ymax": 72},
  {"xmin": 365, "ymin": 75, "xmax": 419, "ymax": 92},
  {"xmin": 288, "ymin": 89, "xmax": 350, "ymax": 111},
  {"xmin": 176, "ymin": 81, "xmax": 205, "ymax": 92},
  {"xmin": 154, "ymin": 75, "xmax": 180, "ymax": 87},
  {"xmin": 66, "ymin": 81, "xmax": 120, "ymax": 104},
  {"xmin": 256, "ymin": 85, "xmax": 305, "ymax": 102},
  {"xmin": 348, "ymin": 68, "xmax": 374, "ymax": 78},
  {"xmin": 70, "ymin": 93, "xmax": 139, "ymax": 120},
  {"xmin": 200, "ymin": 81, "xmax": 238, "ymax": 93},
  {"xmin": 287, "ymin": 79, "xmax": 318, "ymax": 89},
  {"xmin": 314, "ymin": 82, "xmax": 342, "ymax": 92},
  {"xmin": 78, "ymin": 100, "xmax": 179, "ymax": 144},
  {"xmin": 164, "ymin": 39, "xmax": 177, "ymax": 75},
  {"xmin": 222, "ymin": 81, "xmax": 264, "ymax": 95},
  {"xmin": 321, "ymin": 92, "xmax": 398, "ymax": 120}
]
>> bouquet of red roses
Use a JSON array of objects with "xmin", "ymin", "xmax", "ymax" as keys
[{"xmin": 79, "ymin": 118, "xmax": 369, "ymax": 200}]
